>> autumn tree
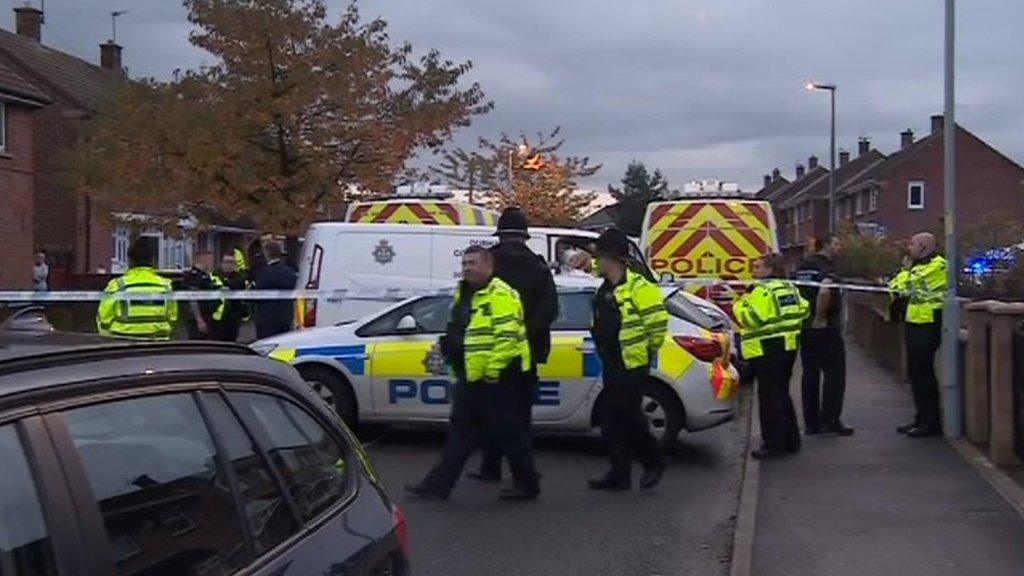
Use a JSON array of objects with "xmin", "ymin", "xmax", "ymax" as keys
[
  {"xmin": 430, "ymin": 148, "xmax": 496, "ymax": 204},
  {"xmin": 608, "ymin": 161, "xmax": 670, "ymax": 235},
  {"xmin": 434, "ymin": 128, "xmax": 599, "ymax": 226},
  {"xmin": 63, "ymin": 0, "xmax": 491, "ymax": 233}
]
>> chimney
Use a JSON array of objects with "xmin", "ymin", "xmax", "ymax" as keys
[
  {"xmin": 763, "ymin": 174, "xmax": 771, "ymax": 187},
  {"xmin": 14, "ymin": 6, "xmax": 42, "ymax": 42},
  {"xmin": 808, "ymin": 155, "xmax": 819, "ymax": 170},
  {"xmin": 772, "ymin": 168, "xmax": 781, "ymax": 181},
  {"xmin": 100, "ymin": 41, "xmax": 123, "ymax": 72},
  {"xmin": 839, "ymin": 150, "xmax": 850, "ymax": 167},
  {"xmin": 858, "ymin": 137, "xmax": 871, "ymax": 157},
  {"xmin": 900, "ymin": 129, "xmax": 914, "ymax": 149},
  {"xmin": 931, "ymin": 114, "xmax": 944, "ymax": 135},
  {"xmin": 796, "ymin": 163, "xmax": 805, "ymax": 179}
]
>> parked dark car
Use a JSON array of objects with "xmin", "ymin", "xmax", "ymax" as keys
[{"xmin": 0, "ymin": 330, "xmax": 410, "ymax": 576}]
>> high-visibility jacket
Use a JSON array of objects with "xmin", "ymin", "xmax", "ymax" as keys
[
  {"xmin": 594, "ymin": 269, "xmax": 669, "ymax": 370},
  {"xmin": 208, "ymin": 272, "xmax": 227, "ymax": 322},
  {"xmin": 455, "ymin": 277, "xmax": 531, "ymax": 383},
  {"xmin": 97, "ymin": 267, "xmax": 177, "ymax": 340},
  {"xmin": 888, "ymin": 254, "xmax": 947, "ymax": 325},
  {"xmin": 233, "ymin": 248, "xmax": 248, "ymax": 275},
  {"xmin": 733, "ymin": 280, "xmax": 810, "ymax": 360}
]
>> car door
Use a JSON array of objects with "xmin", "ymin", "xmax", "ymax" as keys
[
  {"xmin": 361, "ymin": 295, "xmax": 456, "ymax": 420},
  {"xmin": 534, "ymin": 290, "xmax": 602, "ymax": 425}
]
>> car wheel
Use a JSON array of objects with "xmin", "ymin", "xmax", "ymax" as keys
[
  {"xmin": 297, "ymin": 364, "xmax": 358, "ymax": 427},
  {"xmin": 641, "ymin": 380, "xmax": 684, "ymax": 447}
]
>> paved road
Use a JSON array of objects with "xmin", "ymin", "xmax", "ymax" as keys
[{"xmin": 362, "ymin": 397, "xmax": 749, "ymax": 576}]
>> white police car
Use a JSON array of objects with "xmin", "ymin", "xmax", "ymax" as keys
[{"xmin": 253, "ymin": 283, "xmax": 738, "ymax": 442}]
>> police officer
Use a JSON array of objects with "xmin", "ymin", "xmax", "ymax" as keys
[
  {"xmin": 794, "ymin": 234, "xmax": 854, "ymax": 436},
  {"xmin": 177, "ymin": 250, "xmax": 226, "ymax": 340},
  {"xmin": 214, "ymin": 251, "xmax": 249, "ymax": 342},
  {"xmin": 735, "ymin": 253, "xmax": 810, "ymax": 459},
  {"xmin": 468, "ymin": 207, "xmax": 558, "ymax": 486},
  {"xmin": 96, "ymin": 240, "xmax": 177, "ymax": 340},
  {"xmin": 405, "ymin": 246, "xmax": 541, "ymax": 501},
  {"xmin": 589, "ymin": 228, "xmax": 668, "ymax": 491},
  {"xmin": 888, "ymin": 232, "xmax": 947, "ymax": 437}
]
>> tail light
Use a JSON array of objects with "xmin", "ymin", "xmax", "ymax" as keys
[
  {"xmin": 300, "ymin": 244, "xmax": 323, "ymax": 329},
  {"xmin": 674, "ymin": 335, "xmax": 723, "ymax": 362},
  {"xmin": 394, "ymin": 505, "xmax": 411, "ymax": 558},
  {"xmin": 301, "ymin": 299, "xmax": 317, "ymax": 328}
]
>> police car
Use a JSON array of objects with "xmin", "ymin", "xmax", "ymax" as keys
[{"xmin": 253, "ymin": 281, "xmax": 738, "ymax": 442}]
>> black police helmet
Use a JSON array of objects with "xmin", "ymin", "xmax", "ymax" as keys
[
  {"xmin": 595, "ymin": 227, "xmax": 630, "ymax": 260},
  {"xmin": 493, "ymin": 207, "xmax": 530, "ymax": 238}
]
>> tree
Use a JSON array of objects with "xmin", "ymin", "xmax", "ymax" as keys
[
  {"xmin": 607, "ymin": 161, "xmax": 669, "ymax": 236},
  {"xmin": 430, "ymin": 148, "xmax": 496, "ymax": 204},
  {"xmin": 63, "ymin": 0, "xmax": 491, "ymax": 233},
  {"xmin": 434, "ymin": 127, "xmax": 599, "ymax": 226}
]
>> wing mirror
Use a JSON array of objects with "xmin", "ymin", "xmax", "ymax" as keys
[{"xmin": 395, "ymin": 314, "xmax": 418, "ymax": 333}]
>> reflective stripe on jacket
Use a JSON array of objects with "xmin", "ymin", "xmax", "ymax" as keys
[
  {"xmin": 604, "ymin": 269, "xmax": 669, "ymax": 370},
  {"xmin": 96, "ymin": 267, "xmax": 177, "ymax": 340},
  {"xmin": 454, "ymin": 277, "xmax": 531, "ymax": 382},
  {"xmin": 233, "ymin": 248, "xmax": 248, "ymax": 273},
  {"xmin": 734, "ymin": 279, "xmax": 809, "ymax": 360},
  {"xmin": 888, "ymin": 254, "xmax": 947, "ymax": 325}
]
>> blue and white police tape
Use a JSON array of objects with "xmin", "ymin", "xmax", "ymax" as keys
[{"xmin": 0, "ymin": 278, "xmax": 914, "ymax": 302}]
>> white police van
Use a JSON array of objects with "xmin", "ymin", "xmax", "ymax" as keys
[
  {"xmin": 255, "ymin": 280, "xmax": 738, "ymax": 443},
  {"xmin": 295, "ymin": 223, "xmax": 647, "ymax": 326}
]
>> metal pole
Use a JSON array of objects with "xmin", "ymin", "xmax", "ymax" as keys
[
  {"xmin": 507, "ymin": 150, "xmax": 514, "ymax": 193},
  {"xmin": 942, "ymin": 0, "xmax": 961, "ymax": 438},
  {"xmin": 829, "ymin": 88, "xmax": 836, "ymax": 234}
]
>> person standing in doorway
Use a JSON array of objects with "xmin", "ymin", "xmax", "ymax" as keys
[
  {"xmin": 32, "ymin": 250, "xmax": 49, "ymax": 291},
  {"xmin": 794, "ymin": 234, "xmax": 854, "ymax": 436}
]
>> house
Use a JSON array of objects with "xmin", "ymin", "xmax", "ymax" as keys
[
  {"xmin": 0, "ymin": 6, "xmax": 254, "ymax": 286},
  {"xmin": 579, "ymin": 204, "xmax": 620, "ymax": 231},
  {"xmin": 836, "ymin": 115, "xmax": 1024, "ymax": 241},
  {"xmin": 0, "ymin": 59, "xmax": 49, "ymax": 288}
]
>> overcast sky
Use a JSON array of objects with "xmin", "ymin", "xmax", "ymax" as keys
[{"xmin": 8, "ymin": 0, "xmax": 1024, "ymax": 191}]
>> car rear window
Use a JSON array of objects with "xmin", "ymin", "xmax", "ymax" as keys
[{"xmin": 665, "ymin": 291, "xmax": 725, "ymax": 331}]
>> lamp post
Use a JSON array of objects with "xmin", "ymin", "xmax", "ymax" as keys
[
  {"xmin": 507, "ymin": 143, "xmax": 529, "ymax": 192},
  {"xmin": 806, "ymin": 82, "xmax": 837, "ymax": 233},
  {"xmin": 941, "ymin": 0, "xmax": 961, "ymax": 438}
]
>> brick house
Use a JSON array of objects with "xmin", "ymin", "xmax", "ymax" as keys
[
  {"xmin": 837, "ymin": 115, "xmax": 1024, "ymax": 241},
  {"xmin": 0, "ymin": 60, "xmax": 49, "ymax": 288},
  {"xmin": 0, "ymin": 7, "xmax": 254, "ymax": 286}
]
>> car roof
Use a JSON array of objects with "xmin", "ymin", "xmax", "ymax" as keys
[{"xmin": 0, "ymin": 335, "xmax": 301, "ymax": 405}]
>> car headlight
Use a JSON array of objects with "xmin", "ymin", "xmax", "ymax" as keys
[{"xmin": 251, "ymin": 343, "xmax": 278, "ymax": 357}]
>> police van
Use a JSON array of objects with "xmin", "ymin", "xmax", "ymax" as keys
[
  {"xmin": 296, "ymin": 223, "xmax": 648, "ymax": 326},
  {"xmin": 254, "ymin": 281, "xmax": 738, "ymax": 443}
]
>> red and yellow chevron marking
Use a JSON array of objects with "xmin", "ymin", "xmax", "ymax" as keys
[
  {"xmin": 348, "ymin": 202, "xmax": 498, "ymax": 226},
  {"xmin": 645, "ymin": 201, "xmax": 774, "ymax": 281}
]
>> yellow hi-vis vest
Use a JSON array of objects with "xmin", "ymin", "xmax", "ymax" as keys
[
  {"xmin": 97, "ymin": 267, "xmax": 177, "ymax": 340},
  {"xmin": 888, "ymin": 254, "xmax": 948, "ymax": 325},
  {"xmin": 233, "ymin": 248, "xmax": 248, "ymax": 274},
  {"xmin": 734, "ymin": 280, "xmax": 809, "ymax": 360},
  {"xmin": 606, "ymin": 269, "xmax": 670, "ymax": 370},
  {"xmin": 455, "ymin": 277, "xmax": 531, "ymax": 382}
]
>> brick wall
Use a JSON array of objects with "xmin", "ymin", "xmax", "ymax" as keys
[
  {"xmin": 0, "ymin": 104, "xmax": 36, "ymax": 289},
  {"xmin": 32, "ymin": 102, "xmax": 86, "ymax": 272}
]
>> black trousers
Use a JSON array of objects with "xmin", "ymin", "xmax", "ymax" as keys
[
  {"xmin": 477, "ymin": 369, "xmax": 537, "ymax": 479},
  {"xmin": 753, "ymin": 347, "xmax": 801, "ymax": 452},
  {"xmin": 419, "ymin": 366, "xmax": 540, "ymax": 496},
  {"xmin": 800, "ymin": 327, "xmax": 847, "ymax": 430},
  {"xmin": 599, "ymin": 366, "xmax": 663, "ymax": 481},
  {"xmin": 905, "ymin": 322, "xmax": 942, "ymax": 430}
]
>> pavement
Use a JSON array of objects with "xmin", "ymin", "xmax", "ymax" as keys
[
  {"xmin": 751, "ymin": 343, "xmax": 1024, "ymax": 576},
  {"xmin": 363, "ymin": 402, "xmax": 749, "ymax": 576}
]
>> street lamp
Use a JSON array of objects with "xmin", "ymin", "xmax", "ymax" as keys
[
  {"xmin": 807, "ymin": 82, "xmax": 837, "ymax": 234},
  {"xmin": 508, "ymin": 143, "xmax": 529, "ymax": 192}
]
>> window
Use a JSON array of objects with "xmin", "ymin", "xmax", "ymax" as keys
[
  {"xmin": 201, "ymin": 393, "xmax": 298, "ymax": 555},
  {"xmin": 112, "ymin": 225, "xmax": 130, "ymax": 273},
  {"xmin": 0, "ymin": 101, "xmax": 6, "ymax": 152},
  {"xmin": 64, "ymin": 394, "xmax": 250, "ymax": 575},
  {"xmin": 0, "ymin": 424, "xmax": 58, "ymax": 574},
  {"xmin": 665, "ymin": 291, "xmax": 725, "ymax": 331},
  {"xmin": 230, "ymin": 393, "xmax": 350, "ymax": 523},
  {"xmin": 551, "ymin": 291, "xmax": 595, "ymax": 330},
  {"xmin": 160, "ymin": 235, "xmax": 193, "ymax": 271},
  {"xmin": 357, "ymin": 295, "xmax": 453, "ymax": 337},
  {"xmin": 855, "ymin": 193, "xmax": 864, "ymax": 216},
  {"xmin": 908, "ymin": 181, "xmax": 925, "ymax": 209},
  {"xmin": 869, "ymin": 189, "xmax": 878, "ymax": 212}
]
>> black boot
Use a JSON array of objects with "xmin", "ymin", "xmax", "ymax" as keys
[{"xmin": 639, "ymin": 463, "xmax": 666, "ymax": 491}]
